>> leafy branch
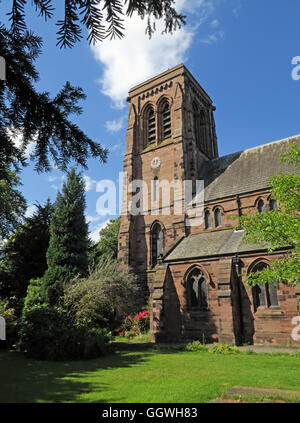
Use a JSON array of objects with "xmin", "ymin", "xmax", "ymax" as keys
[{"xmin": 6, "ymin": 0, "xmax": 186, "ymax": 48}]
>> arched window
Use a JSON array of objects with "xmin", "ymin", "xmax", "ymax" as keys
[
  {"xmin": 214, "ymin": 208, "xmax": 222, "ymax": 227},
  {"xmin": 251, "ymin": 262, "xmax": 279, "ymax": 312},
  {"xmin": 186, "ymin": 267, "xmax": 208, "ymax": 310},
  {"xmin": 257, "ymin": 199, "xmax": 266, "ymax": 213},
  {"xmin": 269, "ymin": 199, "xmax": 278, "ymax": 210},
  {"xmin": 162, "ymin": 102, "xmax": 171, "ymax": 140},
  {"xmin": 151, "ymin": 223, "xmax": 164, "ymax": 267},
  {"xmin": 146, "ymin": 107, "xmax": 156, "ymax": 145},
  {"xmin": 204, "ymin": 210, "xmax": 212, "ymax": 229}
]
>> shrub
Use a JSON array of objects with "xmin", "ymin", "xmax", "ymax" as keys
[
  {"xmin": 19, "ymin": 303, "xmax": 110, "ymax": 360},
  {"xmin": 292, "ymin": 349, "xmax": 300, "ymax": 358},
  {"xmin": 63, "ymin": 278, "xmax": 115, "ymax": 329},
  {"xmin": 63, "ymin": 257, "xmax": 140, "ymax": 330},
  {"xmin": 209, "ymin": 343, "xmax": 241, "ymax": 355},
  {"xmin": 185, "ymin": 341, "xmax": 208, "ymax": 352},
  {"xmin": 116, "ymin": 310, "xmax": 150, "ymax": 339},
  {"xmin": 22, "ymin": 278, "xmax": 44, "ymax": 316}
]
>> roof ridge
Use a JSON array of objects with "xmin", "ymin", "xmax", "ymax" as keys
[{"xmin": 214, "ymin": 134, "xmax": 300, "ymax": 163}]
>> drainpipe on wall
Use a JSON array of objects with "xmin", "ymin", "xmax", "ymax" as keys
[
  {"xmin": 232, "ymin": 254, "xmax": 244, "ymax": 345},
  {"xmin": 236, "ymin": 194, "xmax": 242, "ymax": 219}
]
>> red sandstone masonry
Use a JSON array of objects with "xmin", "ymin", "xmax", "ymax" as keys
[{"xmin": 118, "ymin": 64, "xmax": 300, "ymax": 346}]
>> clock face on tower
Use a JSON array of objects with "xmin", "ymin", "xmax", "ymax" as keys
[{"xmin": 151, "ymin": 157, "xmax": 161, "ymax": 170}]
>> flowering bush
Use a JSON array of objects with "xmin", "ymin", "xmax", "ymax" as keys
[
  {"xmin": 115, "ymin": 310, "xmax": 150, "ymax": 339},
  {"xmin": 63, "ymin": 257, "xmax": 140, "ymax": 330}
]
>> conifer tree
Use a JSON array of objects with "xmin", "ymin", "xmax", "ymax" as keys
[
  {"xmin": 0, "ymin": 199, "xmax": 54, "ymax": 314},
  {"xmin": 42, "ymin": 168, "xmax": 89, "ymax": 305}
]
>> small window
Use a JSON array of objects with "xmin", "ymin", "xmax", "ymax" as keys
[
  {"xmin": 153, "ymin": 177, "xmax": 159, "ymax": 202},
  {"xmin": 162, "ymin": 103, "xmax": 171, "ymax": 140},
  {"xmin": 147, "ymin": 108, "xmax": 156, "ymax": 145},
  {"xmin": 214, "ymin": 208, "xmax": 222, "ymax": 227},
  {"xmin": 204, "ymin": 210, "xmax": 212, "ymax": 229},
  {"xmin": 269, "ymin": 199, "xmax": 277, "ymax": 210},
  {"xmin": 257, "ymin": 199, "xmax": 266, "ymax": 213},
  {"xmin": 187, "ymin": 268, "xmax": 208, "ymax": 310},
  {"xmin": 251, "ymin": 262, "xmax": 279, "ymax": 312}
]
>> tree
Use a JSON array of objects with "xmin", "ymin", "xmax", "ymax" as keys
[
  {"xmin": 239, "ymin": 143, "xmax": 300, "ymax": 287},
  {"xmin": 6, "ymin": 0, "xmax": 186, "ymax": 48},
  {"xmin": 63, "ymin": 256, "xmax": 139, "ymax": 330},
  {"xmin": 0, "ymin": 167, "xmax": 27, "ymax": 238},
  {"xmin": 89, "ymin": 217, "xmax": 120, "ymax": 267},
  {"xmin": 42, "ymin": 168, "xmax": 89, "ymax": 305},
  {"xmin": 1, "ymin": 1, "xmax": 184, "ymax": 174},
  {"xmin": 0, "ymin": 25, "xmax": 107, "ymax": 234},
  {"xmin": 0, "ymin": 27, "xmax": 107, "ymax": 182},
  {"xmin": 0, "ymin": 199, "xmax": 54, "ymax": 314},
  {"xmin": 0, "ymin": 1, "xmax": 183, "ymax": 236}
]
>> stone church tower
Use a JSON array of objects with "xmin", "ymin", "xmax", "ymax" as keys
[
  {"xmin": 118, "ymin": 64, "xmax": 218, "ymax": 296},
  {"xmin": 118, "ymin": 64, "xmax": 300, "ymax": 346}
]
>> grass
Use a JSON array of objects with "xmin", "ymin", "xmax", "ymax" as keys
[
  {"xmin": 0, "ymin": 344, "xmax": 300, "ymax": 403},
  {"xmin": 114, "ymin": 333, "xmax": 153, "ymax": 343}
]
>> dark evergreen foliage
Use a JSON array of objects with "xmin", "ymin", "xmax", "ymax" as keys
[
  {"xmin": 0, "ymin": 199, "xmax": 54, "ymax": 314},
  {"xmin": 88, "ymin": 217, "xmax": 120, "ymax": 267},
  {"xmin": 0, "ymin": 26, "xmax": 107, "ymax": 182},
  {"xmin": 19, "ymin": 303, "xmax": 109, "ymax": 360},
  {"xmin": 0, "ymin": 168, "xmax": 27, "ymax": 238},
  {"xmin": 6, "ymin": 0, "xmax": 186, "ymax": 48},
  {"xmin": 42, "ymin": 168, "xmax": 89, "ymax": 305}
]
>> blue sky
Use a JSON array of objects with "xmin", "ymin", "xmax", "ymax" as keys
[{"xmin": 2, "ymin": 0, "xmax": 300, "ymax": 241}]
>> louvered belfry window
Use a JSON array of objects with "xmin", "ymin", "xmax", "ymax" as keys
[
  {"xmin": 162, "ymin": 103, "xmax": 171, "ymax": 140},
  {"xmin": 147, "ymin": 108, "xmax": 156, "ymax": 145}
]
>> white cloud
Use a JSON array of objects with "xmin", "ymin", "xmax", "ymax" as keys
[
  {"xmin": 86, "ymin": 215, "xmax": 101, "ymax": 224},
  {"xmin": 211, "ymin": 19, "xmax": 220, "ymax": 29},
  {"xmin": 6, "ymin": 126, "xmax": 37, "ymax": 159},
  {"xmin": 83, "ymin": 175, "xmax": 97, "ymax": 192},
  {"xmin": 103, "ymin": 142, "xmax": 123, "ymax": 153},
  {"xmin": 48, "ymin": 174, "xmax": 65, "ymax": 190},
  {"xmin": 106, "ymin": 116, "xmax": 125, "ymax": 133},
  {"xmin": 232, "ymin": 0, "xmax": 243, "ymax": 17},
  {"xmin": 91, "ymin": 0, "xmax": 204, "ymax": 108},
  {"xmin": 25, "ymin": 204, "xmax": 36, "ymax": 218},
  {"xmin": 201, "ymin": 30, "xmax": 224, "ymax": 44},
  {"xmin": 89, "ymin": 219, "xmax": 111, "ymax": 243},
  {"xmin": 48, "ymin": 175, "xmax": 65, "ymax": 183}
]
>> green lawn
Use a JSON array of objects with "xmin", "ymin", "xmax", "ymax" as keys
[{"xmin": 0, "ymin": 344, "xmax": 299, "ymax": 403}]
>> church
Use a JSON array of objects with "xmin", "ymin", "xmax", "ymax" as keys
[{"xmin": 118, "ymin": 64, "xmax": 300, "ymax": 346}]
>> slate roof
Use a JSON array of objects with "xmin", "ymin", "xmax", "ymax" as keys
[
  {"xmin": 164, "ymin": 229, "xmax": 268, "ymax": 261},
  {"xmin": 201, "ymin": 135, "xmax": 300, "ymax": 201},
  {"xmin": 164, "ymin": 135, "xmax": 299, "ymax": 261}
]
